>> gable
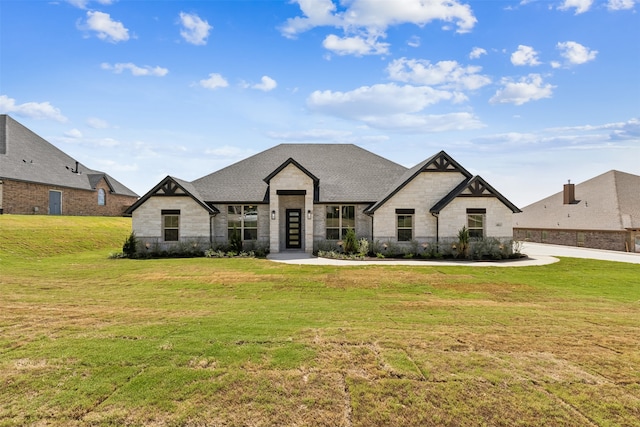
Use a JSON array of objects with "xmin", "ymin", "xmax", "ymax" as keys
[
  {"xmin": 431, "ymin": 176, "xmax": 521, "ymax": 214},
  {"xmin": 125, "ymin": 176, "xmax": 218, "ymax": 215},
  {"xmin": 365, "ymin": 151, "xmax": 472, "ymax": 213},
  {"xmin": 420, "ymin": 151, "xmax": 472, "ymax": 176}
]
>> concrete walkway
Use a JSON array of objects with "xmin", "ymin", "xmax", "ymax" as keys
[{"xmin": 267, "ymin": 242, "xmax": 640, "ymax": 267}]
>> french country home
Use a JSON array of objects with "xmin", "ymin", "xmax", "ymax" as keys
[{"xmin": 126, "ymin": 144, "xmax": 521, "ymax": 254}]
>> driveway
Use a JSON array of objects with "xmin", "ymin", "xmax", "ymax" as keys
[
  {"xmin": 267, "ymin": 243, "xmax": 640, "ymax": 266},
  {"xmin": 520, "ymin": 242, "xmax": 640, "ymax": 264}
]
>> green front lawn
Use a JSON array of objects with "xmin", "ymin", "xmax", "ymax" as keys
[{"xmin": 1, "ymin": 215, "xmax": 638, "ymax": 426}]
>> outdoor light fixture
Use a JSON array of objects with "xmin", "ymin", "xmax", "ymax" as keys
[
  {"xmin": 307, "ymin": 209, "xmax": 312, "ymax": 220},
  {"xmin": 271, "ymin": 210, "xmax": 276, "ymax": 220}
]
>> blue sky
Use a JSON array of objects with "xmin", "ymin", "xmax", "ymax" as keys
[{"xmin": 1, "ymin": 0, "xmax": 638, "ymax": 207}]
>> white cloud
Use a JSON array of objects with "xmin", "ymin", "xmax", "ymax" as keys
[
  {"xmin": 0, "ymin": 95, "xmax": 67, "ymax": 122},
  {"xmin": 179, "ymin": 12, "xmax": 212, "ymax": 45},
  {"xmin": 305, "ymin": 83, "xmax": 483, "ymax": 131},
  {"xmin": 323, "ymin": 33, "xmax": 389, "ymax": 56},
  {"xmin": 308, "ymin": 83, "xmax": 456, "ymax": 118},
  {"xmin": 558, "ymin": 0, "xmax": 594, "ymax": 14},
  {"xmin": 86, "ymin": 117, "xmax": 109, "ymax": 129},
  {"xmin": 607, "ymin": 0, "xmax": 636, "ymax": 10},
  {"xmin": 511, "ymin": 45, "xmax": 541, "ymax": 66},
  {"xmin": 469, "ymin": 47, "xmax": 487, "ymax": 59},
  {"xmin": 252, "ymin": 76, "xmax": 278, "ymax": 92},
  {"xmin": 407, "ymin": 36, "xmax": 421, "ymax": 48},
  {"xmin": 490, "ymin": 74, "xmax": 555, "ymax": 105},
  {"xmin": 204, "ymin": 145, "xmax": 257, "ymax": 158},
  {"xmin": 199, "ymin": 73, "xmax": 229, "ymax": 90},
  {"xmin": 65, "ymin": 128, "xmax": 83, "ymax": 138},
  {"xmin": 556, "ymin": 41, "xmax": 597, "ymax": 65},
  {"xmin": 81, "ymin": 11, "xmax": 129, "ymax": 43},
  {"xmin": 101, "ymin": 62, "xmax": 169, "ymax": 76},
  {"xmin": 67, "ymin": 0, "xmax": 114, "ymax": 9},
  {"xmin": 281, "ymin": 0, "xmax": 477, "ymax": 56},
  {"xmin": 387, "ymin": 58, "xmax": 491, "ymax": 91},
  {"xmin": 362, "ymin": 112, "xmax": 484, "ymax": 132},
  {"xmin": 268, "ymin": 129, "xmax": 354, "ymax": 141}
]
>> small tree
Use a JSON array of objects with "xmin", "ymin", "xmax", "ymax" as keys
[
  {"xmin": 122, "ymin": 231, "xmax": 138, "ymax": 258},
  {"xmin": 457, "ymin": 226, "xmax": 470, "ymax": 258},
  {"xmin": 343, "ymin": 227, "xmax": 358, "ymax": 254}
]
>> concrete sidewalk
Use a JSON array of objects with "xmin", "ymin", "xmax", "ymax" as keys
[
  {"xmin": 267, "ymin": 243, "xmax": 640, "ymax": 266},
  {"xmin": 267, "ymin": 250, "xmax": 558, "ymax": 267}
]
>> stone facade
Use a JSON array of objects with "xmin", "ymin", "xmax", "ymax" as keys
[
  {"xmin": 267, "ymin": 163, "xmax": 315, "ymax": 253},
  {"xmin": 0, "ymin": 178, "xmax": 137, "ymax": 216},
  {"xmin": 373, "ymin": 173, "xmax": 466, "ymax": 242},
  {"xmin": 132, "ymin": 196, "xmax": 212, "ymax": 240},
  {"xmin": 440, "ymin": 198, "xmax": 514, "ymax": 240},
  {"xmin": 127, "ymin": 148, "xmax": 521, "ymax": 254}
]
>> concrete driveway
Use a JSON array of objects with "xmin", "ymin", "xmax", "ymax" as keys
[
  {"xmin": 520, "ymin": 242, "xmax": 640, "ymax": 264},
  {"xmin": 267, "ymin": 243, "xmax": 640, "ymax": 266}
]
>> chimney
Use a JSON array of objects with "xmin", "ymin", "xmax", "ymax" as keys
[{"xmin": 563, "ymin": 180, "xmax": 576, "ymax": 205}]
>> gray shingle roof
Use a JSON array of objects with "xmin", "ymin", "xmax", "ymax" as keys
[
  {"xmin": 514, "ymin": 170, "xmax": 640, "ymax": 230},
  {"xmin": 191, "ymin": 144, "xmax": 408, "ymax": 203},
  {"xmin": 0, "ymin": 115, "xmax": 138, "ymax": 197}
]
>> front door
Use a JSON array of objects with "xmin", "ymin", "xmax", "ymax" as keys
[
  {"xmin": 49, "ymin": 190, "xmax": 62, "ymax": 215},
  {"xmin": 285, "ymin": 209, "xmax": 302, "ymax": 249}
]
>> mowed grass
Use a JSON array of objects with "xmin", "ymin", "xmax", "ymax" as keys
[{"xmin": 0, "ymin": 216, "xmax": 639, "ymax": 426}]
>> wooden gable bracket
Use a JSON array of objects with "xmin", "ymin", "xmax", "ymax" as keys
[
  {"xmin": 462, "ymin": 179, "xmax": 494, "ymax": 197},
  {"xmin": 158, "ymin": 180, "xmax": 182, "ymax": 196},
  {"xmin": 421, "ymin": 152, "xmax": 464, "ymax": 173}
]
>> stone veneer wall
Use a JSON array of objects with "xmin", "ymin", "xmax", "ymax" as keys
[
  {"xmin": 439, "ymin": 197, "xmax": 514, "ymax": 239},
  {"xmin": 373, "ymin": 172, "xmax": 466, "ymax": 242},
  {"xmin": 513, "ymin": 228, "xmax": 635, "ymax": 252},
  {"xmin": 132, "ymin": 196, "xmax": 211, "ymax": 241},
  {"xmin": 0, "ymin": 179, "xmax": 136, "ymax": 216}
]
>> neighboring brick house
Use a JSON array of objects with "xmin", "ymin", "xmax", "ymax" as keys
[
  {"xmin": 126, "ymin": 144, "xmax": 521, "ymax": 254},
  {"xmin": 513, "ymin": 170, "xmax": 640, "ymax": 252},
  {"xmin": 0, "ymin": 115, "xmax": 138, "ymax": 216}
]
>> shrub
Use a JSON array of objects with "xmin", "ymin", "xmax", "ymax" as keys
[
  {"xmin": 122, "ymin": 232, "xmax": 138, "ymax": 258},
  {"xmin": 357, "ymin": 238, "xmax": 369, "ymax": 257},
  {"xmin": 343, "ymin": 228, "xmax": 358, "ymax": 254},
  {"xmin": 229, "ymin": 226, "xmax": 242, "ymax": 253}
]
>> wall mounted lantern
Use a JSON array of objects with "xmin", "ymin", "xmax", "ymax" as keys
[
  {"xmin": 271, "ymin": 210, "xmax": 276, "ymax": 220},
  {"xmin": 307, "ymin": 209, "xmax": 312, "ymax": 220}
]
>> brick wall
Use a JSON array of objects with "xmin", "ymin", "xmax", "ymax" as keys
[
  {"xmin": 514, "ymin": 228, "xmax": 633, "ymax": 252},
  {"xmin": 0, "ymin": 179, "xmax": 137, "ymax": 216}
]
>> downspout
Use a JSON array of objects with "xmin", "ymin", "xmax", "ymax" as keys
[
  {"xmin": 209, "ymin": 213, "xmax": 217, "ymax": 247},
  {"xmin": 431, "ymin": 212, "xmax": 439, "ymax": 245}
]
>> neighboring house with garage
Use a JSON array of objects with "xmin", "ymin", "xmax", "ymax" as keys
[
  {"xmin": 126, "ymin": 144, "xmax": 521, "ymax": 254},
  {"xmin": 513, "ymin": 170, "xmax": 640, "ymax": 252},
  {"xmin": 0, "ymin": 115, "xmax": 138, "ymax": 216}
]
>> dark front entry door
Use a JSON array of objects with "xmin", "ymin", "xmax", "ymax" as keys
[{"xmin": 285, "ymin": 209, "xmax": 302, "ymax": 249}]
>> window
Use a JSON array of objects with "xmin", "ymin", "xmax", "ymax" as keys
[
  {"xmin": 577, "ymin": 232, "xmax": 585, "ymax": 247},
  {"xmin": 228, "ymin": 205, "xmax": 258, "ymax": 241},
  {"xmin": 397, "ymin": 214, "xmax": 413, "ymax": 241},
  {"xmin": 467, "ymin": 212, "xmax": 485, "ymax": 239},
  {"xmin": 326, "ymin": 205, "xmax": 355, "ymax": 239},
  {"xmin": 162, "ymin": 210, "xmax": 180, "ymax": 242},
  {"xmin": 97, "ymin": 188, "xmax": 106, "ymax": 206}
]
